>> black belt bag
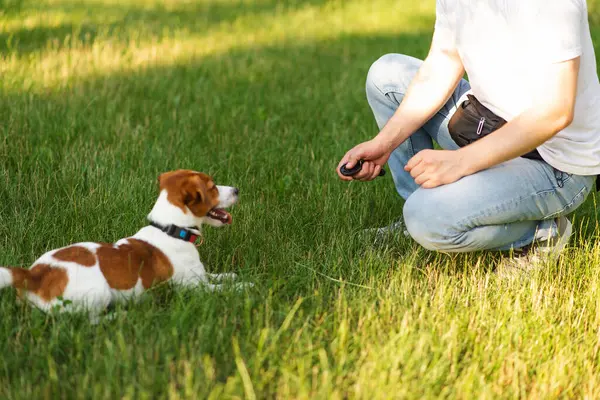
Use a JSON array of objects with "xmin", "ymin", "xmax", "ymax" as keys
[{"xmin": 448, "ymin": 94, "xmax": 543, "ymax": 161}]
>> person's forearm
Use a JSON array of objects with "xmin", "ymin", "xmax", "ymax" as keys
[
  {"xmin": 375, "ymin": 51, "xmax": 465, "ymax": 150},
  {"xmin": 458, "ymin": 108, "xmax": 573, "ymax": 175}
]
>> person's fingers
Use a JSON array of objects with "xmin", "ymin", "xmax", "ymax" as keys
[
  {"xmin": 355, "ymin": 161, "xmax": 373, "ymax": 181},
  {"xmin": 337, "ymin": 170, "xmax": 353, "ymax": 181},
  {"xmin": 337, "ymin": 142, "xmax": 386, "ymax": 182},
  {"xmin": 337, "ymin": 154, "xmax": 349, "ymax": 170},
  {"xmin": 345, "ymin": 152, "xmax": 361, "ymax": 169},
  {"xmin": 357, "ymin": 164, "xmax": 375, "ymax": 181},
  {"xmin": 337, "ymin": 169, "xmax": 353, "ymax": 181},
  {"xmin": 421, "ymin": 179, "xmax": 440, "ymax": 189},
  {"xmin": 337, "ymin": 154, "xmax": 353, "ymax": 180},
  {"xmin": 408, "ymin": 160, "xmax": 426, "ymax": 179},
  {"xmin": 405, "ymin": 153, "xmax": 422, "ymax": 172},
  {"xmin": 369, "ymin": 164, "xmax": 382, "ymax": 180},
  {"xmin": 414, "ymin": 170, "xmax": 432, "ymax": 186}
]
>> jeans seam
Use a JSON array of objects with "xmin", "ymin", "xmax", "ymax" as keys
[
  {"xmin": 378, "ymin": 86, "xmax": 418, "ymax": 157},
  {"xmin": 380, "ymin": 84, "xmax": 403, "ymax": 98},
  {"xmin": 543, "ymin": 184, "xmax": 589, "ymax": 219},
  {"xmin": 450, "ymin": 183, "xmax": 588, "ymax": 238},
  {"xmin": 407, "ymin": 138, "xmax": 416, "ymax": 158},
  {"xmin": 529, "ymin": 171, "xmax": 573, "ymax": 196}
]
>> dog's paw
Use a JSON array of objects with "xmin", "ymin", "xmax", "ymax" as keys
[
  {"xmin": 208, "ymin": 272, "xmax": 238, "ymax": 282},
  {"xmin": 220, "ymin": 272, "xmax": 238, "ymax": 281},
  {"xmin": 233, "ymin": 281, "xmax": 254, "ymax": 291}
]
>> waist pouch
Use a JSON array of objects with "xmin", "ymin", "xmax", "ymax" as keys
[{"xmin": 448, "ymin": 94, "xmax": 543, "ymax": 161}]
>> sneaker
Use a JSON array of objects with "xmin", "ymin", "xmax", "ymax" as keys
[
  {"xmin": 496, "ymin": 216, "xmax": 573, "ymax": 279},
  {"xmin": 363, "ymin": 219, "xmax": 410, "ymax": 244}
]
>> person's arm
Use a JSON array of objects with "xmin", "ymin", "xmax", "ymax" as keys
[
  {"xmin": 337, "ymin": 1, "xmax": 465, "ymax": 181},
  {"xmin": 373, "ymin": 41, "xmax": 466, "ymax": 152},
  {"xmin": 405, "ymin": 57, "xmax": 580, "ymax": 188}
]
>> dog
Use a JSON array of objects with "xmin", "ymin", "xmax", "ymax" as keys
[{"xmin": 0, "ymin": 170, "xmax": 248, "ymax": 321}]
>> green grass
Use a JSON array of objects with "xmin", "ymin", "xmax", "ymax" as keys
[{"xmin": 2, "ymin": 0, "xmax": 600, "ymax": 398}]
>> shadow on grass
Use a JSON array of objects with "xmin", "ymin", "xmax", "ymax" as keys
[{"xmin": 0, "ymin": 0, "xmax": 331, "ymax": 54}]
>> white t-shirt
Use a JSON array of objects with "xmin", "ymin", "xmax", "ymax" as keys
[{"xmin": 434, "ymin": 0, "xmax": 600, "ymax": 176}]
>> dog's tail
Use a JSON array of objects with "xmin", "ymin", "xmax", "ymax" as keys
[{"xmin": 0, "ymin": 267, "xmax": 38, "ymax": 291}]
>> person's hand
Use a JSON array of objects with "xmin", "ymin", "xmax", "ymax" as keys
[
  {"xmin": 337, "ymin": 139, "xmax": 393, "ymax": 181},
  {"xmin": 404, "ymin": 149, "xmax": 469, "ymax": 189}
]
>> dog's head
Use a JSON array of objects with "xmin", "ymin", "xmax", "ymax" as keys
[{"xmin": 157, "ymin": 170, "xmax": 239, "ymax": 228}]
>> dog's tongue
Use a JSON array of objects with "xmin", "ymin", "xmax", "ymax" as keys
[{"xmin": 210, "ymin": 208, "xmax": 232, "ymax": 224}]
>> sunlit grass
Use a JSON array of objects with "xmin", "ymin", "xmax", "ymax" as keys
[{"xmin": 1, "ymin": 0, "xmax": 435, "ymax": 92}]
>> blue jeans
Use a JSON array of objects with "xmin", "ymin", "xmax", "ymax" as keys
[{"xmin": 366, "ymin": 54, "xmax": 595, "ymax": 252}]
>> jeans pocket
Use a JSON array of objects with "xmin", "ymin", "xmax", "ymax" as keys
[
  {"xmin": 553, "ymin": 168, "xmax": 572, "ymax": 189},
  {"xmin": 544, "ymin": 173, "xmax": 593, "ymax": 219}
]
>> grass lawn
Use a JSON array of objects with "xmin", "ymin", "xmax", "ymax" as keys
[{"xmin": 2, "ymin": 0, "xmax": 600, "ymax": 398}]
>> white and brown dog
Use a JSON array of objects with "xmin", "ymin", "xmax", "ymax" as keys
[{"xmin": 0, "ymin": 170, "xmax": 248, "ymax": 321}]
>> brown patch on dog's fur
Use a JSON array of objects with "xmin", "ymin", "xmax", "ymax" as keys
[
  {"xmin": 37, "ymin": 267, "xmax": 69, "ymax": 301},
  {"xmin": 11, "ymin": 267, "xmax": 42, "ymax": 291},
  {"xmin": 96, "ymin": 239, "xmax": 174, "ymax": 290},
  {"xmin": 129, "ymin": 239, "xmax": 174, "ymax": 288},
  {"xmin": 53, "ymin": 246, "xmax": 96, "ymax": 267},
  {"xmin": 158, "ymin": 170, "xmax": 219, "ymax": 217},
  {"xmin": 11, "ymin": 264, "xmax": 69, "ymax": 301}
]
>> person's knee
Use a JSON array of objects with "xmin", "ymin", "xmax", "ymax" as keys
[
  {"xmin": 366, "ymin": 53, "xmax": 422, "ymax": 98},
  {"xmin": 403, "ymin": 194, "xmax": 440, "ymax": 251},
  {"xmin": 403, "ymin": 190, "xmax": 463, "ymax": 252}
]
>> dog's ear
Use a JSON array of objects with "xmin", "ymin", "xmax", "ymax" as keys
[
  {"xmin": 158, "ymin": 170, "xmax": 193, "ymax": 210},
  {"xmin": 195, "ymin": 188, "xmax": 205, "ymax": 205},
  {"xmin": 182, "ymin": 184, "xmax": 204, "ymax": 206},
  {"xmin": 182, "ymin": 175, "xmax": 216, "ymax": 217},
  {"xmin": 158, "ymin": 171, "xmax": 179, "ymax": 187}
]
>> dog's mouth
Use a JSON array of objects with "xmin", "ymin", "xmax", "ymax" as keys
[{"xmin": 207, "ymin": 208, "xmax": 232, "ymax": 224}]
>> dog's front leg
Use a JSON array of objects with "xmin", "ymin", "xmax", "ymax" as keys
[
  {"xmin": 206, "ymin": 272, "xmax": 238, "ymax": 282},
  {"xmin": 176, "ymin": 269, "xmax": 251, "ymax": 292},
  {"xmin": 174, "ymin": 268, "xmax": 214, "ymax": 289},
  {"xmin": 177, "ymin": 275, "xmax": 222, "ymax": 292}
]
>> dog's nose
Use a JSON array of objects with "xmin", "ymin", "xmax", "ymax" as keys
[{"xmin": 233, "ymin": 187, "xmax": 240, "ymax": 196}]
